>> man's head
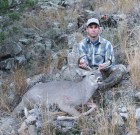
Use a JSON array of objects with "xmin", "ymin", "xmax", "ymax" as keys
[{"xmin": 86, "ymin": 18, "xmax": 101, "ymax": 40}]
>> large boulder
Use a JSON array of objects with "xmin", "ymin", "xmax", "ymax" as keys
[
  {"xmin": 0, "ymin": 43, "xmax": 23, "ymax": 70},
  {"xmin": 0, "ymin": 43, "xmax": 22, "ymax": 58}
]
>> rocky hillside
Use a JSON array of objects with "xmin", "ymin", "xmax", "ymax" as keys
[{"xmin": 0, "ymin": 0, "xmax": 140, "ymax": 135}]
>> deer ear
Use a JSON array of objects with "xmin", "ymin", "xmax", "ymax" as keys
[{"xmin": 24, "ymin": 107, "xmax": 28, "ymax": 118}]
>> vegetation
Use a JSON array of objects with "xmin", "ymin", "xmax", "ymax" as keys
[
  {"xmin": 0, "ymin": 0, "xmax": 8, "ymax": 13},
  {"xmin": 0, "ymin": 32, "xmax": 6, "ymax": 43},
  {"xmin": 25, "ymin": 0, "xmax": 38, "ymax": 7},
  {"xmin": 8, "ymin": 12, "xmax": 20, "ymax": 21}
]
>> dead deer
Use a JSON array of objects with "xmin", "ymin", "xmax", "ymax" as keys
[{"xmin": 13, "ymin": 69, "xmax": 102, "ymax": 120}]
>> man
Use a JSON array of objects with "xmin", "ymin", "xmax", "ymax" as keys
[{"xmin": 78, "ymin": 18, "xmax": 127, "ymax": 90}]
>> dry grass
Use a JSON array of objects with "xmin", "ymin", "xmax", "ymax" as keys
[
  {"xmin": 0, "ymin": 79, "xmax": 11, "ymax": 112},
  {"xmin": 125, "ymin": 27, "xmax": 140, "ymax": 88},
  {"xmin": 0, "ymin": 69, "xmax": 27, "ymax": 112},
  {"xmin": 126, "ymin": 48, "xmax": 140, "ymax": 88},
  {"xmin": 22, "ymin": 13, "xmax": 46, "ymax": 32},
  {"xmin": 127, "ymin": 105, "xmax": 137, "ymax": 135},
  {"xmin": 117, "ymin": 21, "xmax": 128, "ymax": 49},
  {"xmin": 116, "ymin": 0, "xmax": 138, "ymax": 13},
  {"xmin": 11, "ymin": 68, "xmax": 27, "ymax": 96},
  {"xmin": 35, "ymin": 54, "xmax": 52, "ymax": 75},
  {"xmin": 75, "ymin": 96, "xmax": 138, "ymax": 135},
  {"xmin": 0, "ymin": 95, "xmax": 11, "ymax": 112},
  {"xmin": 103, "ymin": 20, "xmax": 140, "ymax": 89},
  {"xmin": 95, "ymin": 0, "xmax": 138, "ymax": 14}
]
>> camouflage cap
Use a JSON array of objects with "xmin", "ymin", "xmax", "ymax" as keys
[{"xmin": 86, "ymin": 18, "xmax": 100, "ymax": 26}]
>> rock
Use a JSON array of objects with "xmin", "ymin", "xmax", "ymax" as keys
[
  {"xmin": 44, "ymin": 39, "xmax": 52, "ymax": 50},
  {"xmin": 0, "ymin": 43, "xmax": 22, "ymax": 58},
  {"xmin": 23, "ymin": 28, "xmax": 36, "ymax": 38},
  {"xmin": 114, "ymin": 112, "xmax": 124, "ymax": 126},
  {"xmin": 34, "ymin": 34, "xmax": 43, "ymax": 42},
  {"xmin": 118, "ymin": 107, "xmax": 128, "ymax": 113},
  {"xmin": 54, "ymin": 120, "xmax": 75, "ymax": 132},
  {"xmin": 19, "ymin": 38, "xmax": 33, "ymax": 45},
  {"xmin": 18, "ymin": 108, "xmax": 42, "ymax": 135},
  {"xmin": 84, "ymin": 10, "xmax": 99, "ymax": 19},
  {"xmin": 15, "ymin": 55, "xmax": 26, "ymax": 65},
  {"xmin": 134, "ymin": 92, "xmax": 140, "ymax": 101},
  {"xmin": 0, "ymin": 58, "xmax": 15, "ymax": 70},
  {"xmin": 67, "ymin": 51, "xmax": 79, "ymax": 66},
  {"xmin": 136, "ymin": 108, "xmax": 140, "ymax": 120},
  {"xmin": 26, "ymin": 73, "xmax": 45, "ymax": 88},
  {"xmin": 0, "ymin": 116, "xmax": 19, "ymax": 135},
  {"xmin": 8, "ymin": 0, "xmax": 22, "ymax": 7},
  {"xmin": 34, "ymin": 42, "xmax": 46, "ymax": 53},
  {"xmin": 120, "ymin": 113, "xmax": 129, "ymax": 120},
  {"xmin": 25, "ymin": 50, "xmax": 34, "ymax": 60},
  {"xmin": 67, "ymin": 32, "xmax": 84, "ymax": 49},
  {"xmin": 66, "ymin": 22, "xmax": 78, "ymax": 33},
  {"xmin": 60, "ymin": 65, "xmax": 82, "ymax": 81}
]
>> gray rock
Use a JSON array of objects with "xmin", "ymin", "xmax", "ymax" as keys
[
  {"xmin": 0, "ymin": 58, "xmax": 15, "ymax": 70},
  {"xmin": 0, "ymin": 116, "xmax": 19, "ymax": 135},
  {"xmin": 0, "ymin": 43, "xmax": 22, "ymax": 58},
  {"xmin": 15, "ymin": 55, "xmax": 26, "ymax": 65},
  {"xmin": 60, "ymin": 65, "xmax": 82, "ymax": 81},
  {"xmin": 25, "ymin": 50, "xmax": 35, "ymax": 60},
  {"xmin": 19, "ymin": 38, "xmax": 32, "ymax": 45},
  {"xmin": 66, "ymin": 22, "xmax": 78, "ymax": 33},
  {"xmin": 23, "ymin": 28, "xmax": 36, "ymax": 38},
  {"xmin": 54, "ymin": 120, "xmax": 75, "ymax": 132},
  {"xmin": 44, "ymin": 39, "xmax": 52, "ymax": 50},
  {"xmin": 34, "ymin": 42, "xmax": 46, "ymax": 54},
  {"xmin": 67, "ymin": 51, "xmax": 79, "ymax": 66},
  {"xmin": 134, "ymin": 92, "xmax": 140, "ymax": 101},
  {"xmin": 120, "ymin": 112, "xmax": 129, "ymax": 120},
  {"xmin": 67, "ymin": 32, "xmax": 83, "ymax": 49},
  {"xmin": 8, "ymin": 0, "xmax": 22, "ymax": 7},
  {"xmin": 136, "ymin": 108, "xmax": 140, "ymax": 120},
  {"xmin": 118, "ymin": 107, "xmax": 128, "ymax": 113},
  {"xmin": 34, "ymin": 34, "xmax": 43, "ymax": 42}
]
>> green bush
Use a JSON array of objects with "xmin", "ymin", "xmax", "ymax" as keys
[
  {"xmin": 0, "ymin": 0, "xmax": 8, "ymax": 11},
  {"xmin": 12, "ymin": 26, "xmax": 19, "ymax": 33},
  {"xmin": 25, "ymin": 0, "xmax": 38, "ymax": 7},
  {"xmin": 8, "ymin": 12, "xmax": 20, "ymax": 21},
  {"xmin": 20, "ymin": 0, "xmax": 38, "ymax": 11},
  {"xmin": 0, "ymin": 32, "xmax": 6, "ymax": 43}
]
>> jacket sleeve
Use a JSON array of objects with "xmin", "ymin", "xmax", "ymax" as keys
[
  {"xmin": 105, "ymin": 42, "xmax": 115, "ymax": 67},
  {"xmin": 78, "ymin": 42, "xmax": 89, "ymax": 65}
]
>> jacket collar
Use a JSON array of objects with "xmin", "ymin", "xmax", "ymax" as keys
[{"xmin": 86, "ymin": 36, "xmax": 102, "ymax": 45}]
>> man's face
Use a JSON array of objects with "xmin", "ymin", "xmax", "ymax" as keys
[{"xmin": 86, "ymin": 23, "xmax": 100, "ymax": 38}]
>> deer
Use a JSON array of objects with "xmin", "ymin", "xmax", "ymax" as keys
[{"xmin": 13, "ymin": 69, "xmax": 102, "ymax": 121}]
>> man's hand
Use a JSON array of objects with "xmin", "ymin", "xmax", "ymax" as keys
[
  {"xmin": 99, "ymin": 61, "xmax": 111, "ymax": 70},
  {"xmin": 79, "ymin": 61, "xmax": 88, "ymax": 69},
  {"xmin": 98, "ymin": 64, "xmax": 106, "ymax": 70}
]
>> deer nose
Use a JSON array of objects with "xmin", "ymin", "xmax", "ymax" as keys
[{"xmin": 97, "ymin": 76, "xmax": 103, "ymax": 82}]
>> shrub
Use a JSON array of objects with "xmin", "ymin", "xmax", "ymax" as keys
[
  {"xmin": 25, "ymin": 0, "xmax": 38, "ymax": 7},
  {"xmin": 0, "ymin": 32, "xmax": 6, "ymax": 42},
  {"xmin": 8, "ymin": 12, "xmax": 20, "ymax": 21},
  {"xmin": 0, "ymin": 0, "xmax": 8, "ymax": 12}
]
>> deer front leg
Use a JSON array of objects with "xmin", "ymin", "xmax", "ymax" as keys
[
  {"xmin": 57, "ymin": 103, "xmax": 97, "ymax": 120},
  {"xmin": 58, "ymin": 104, "xmax": 80, "ymax": 116}
]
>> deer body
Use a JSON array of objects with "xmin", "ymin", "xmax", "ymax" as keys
[{"xmin": 13, "ymin": 70, "xmax": 101, "ymax": 117}]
